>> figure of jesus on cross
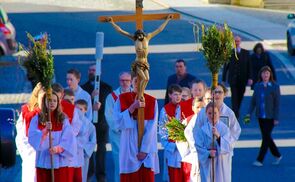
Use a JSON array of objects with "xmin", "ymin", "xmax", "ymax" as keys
[
  {"xmin": 99, "ymin": 1, "xmax": 179, "ymax": 157},
  {"xmin": 106, "ymin": 14, "xmax": 173, "ymax": 101}
]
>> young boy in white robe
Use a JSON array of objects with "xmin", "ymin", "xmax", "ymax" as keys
[
  {"xmin": 113, "ymin": 75, "xmax": 159, "ymax": 182},
  {"xmin": 182, "ymin": 97, "xmax": 205, "ymax": 182},
  {"xmin": 75, "ymin": 99, "xmax": 97, "ymax": 182},
  {"xmin": 159, "ymin": 84, "xmax": 184, "ymax": 181},
  {"xmin": 194, "ymin": 102, "xmax": 231, "ymax": 182}
]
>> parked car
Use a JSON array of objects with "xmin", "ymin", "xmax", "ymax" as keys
[
  {"xmin": 287, "ymin": 13, "xmax": 295, "ymax": 56},
  {"xmin": 0, "ymin": 6, "xmax": 17, "ymax": 56}
]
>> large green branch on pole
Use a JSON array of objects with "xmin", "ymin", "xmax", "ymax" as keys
[
  {"xmin": 200, "ymin": 23, "xmax": 234, "ymax": 88},
  {"xmin": 21, "ymin": 32, "xmax": 55, "ymax": 182},
  {"xmin": 22, "ymin": 32, "xmax": 54, "ymax": 94}
]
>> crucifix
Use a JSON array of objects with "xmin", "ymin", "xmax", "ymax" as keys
[{"xmin": 99, "ymin": 0, "xmax": 180, "ymax": 149}]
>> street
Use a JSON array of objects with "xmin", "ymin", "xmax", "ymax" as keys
[{"xmin": 0, "ymin": 0, "xmax": 295, "ymax": 181}]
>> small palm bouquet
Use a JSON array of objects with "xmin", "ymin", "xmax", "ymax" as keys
[{"xmin": 165, "ymin": 117, "xmax": 187, "ymax": 142}]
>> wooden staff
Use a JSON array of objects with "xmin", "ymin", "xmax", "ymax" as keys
[
  {"xmin": 137, "ymin": 77, "xmax": 145, "ymax": 149},
  {"xmin": 211, "ymin": 95, "xmax": 215, "ymax": 182},
  {"xmin": 46, "ymin": 92, "xmax": 54, "ymax": 182},
  {"xmin": 211, "ymin": 93, "xmax": 215, "ymax": 182}
]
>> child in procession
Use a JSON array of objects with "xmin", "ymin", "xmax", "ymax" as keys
[
  {"xmin": 159, "ymin": 84, "xmax": 188, "ymax": 181},
  {"xmin": 180, "ymin": 80, "xmax": 207, "ymax": 118},
  {"xmin": 15, "ymin": 82, "xmax": 45, "ymax": 182},
  {"xmin": 113, "ymin": 75, "xmax": 159, "ymax": 182},
  {"xmin": 75, "ymin": 99, "xmax": 97, "ymax": 182},
  {"xmin": 28, "ymin": 92, "xmax": 77, "ymax": 182},
  {"xmin": 194, "ymin": 102, "xmax": 231, "ymax": 182}
]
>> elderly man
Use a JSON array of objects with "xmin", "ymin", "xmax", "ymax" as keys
[
  {"xmin": 222, "ymin": 36, "xmax": 253, "ymax": 119},
  {"xmin": 104, "ymin": 72, "xmax": 132, "ymax": 182}
]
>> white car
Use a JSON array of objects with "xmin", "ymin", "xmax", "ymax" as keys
[
  {"xmin": 287, "ymin": 13, "xmax": 295, "ymax": 56},
  {"xmin": 0, "ymin": 6, "xmax": 17, "ymax": 56}
]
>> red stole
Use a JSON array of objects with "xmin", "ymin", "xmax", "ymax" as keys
[
  {"xmin": 185, "ymin": 114, "xmax": 194, "ymax": 125},
  {"xmin": 179, "ymin": 98, "xmax": 194, "ymax": 119},
  {"xmin": 111, "ymin": 91, "xmax": 118, "ymax": 101},
  {"xmin": 61, "ymin": 100, "xmax": 75, "ymax": 124},
  {"xmin": 38, "ymin": 112, "xmax": 63, "ymax": 131},
  {"xmin": 119, "ymin": 92, "xmax": 155, "ymax": 120},
  {"xmin": 164, "ymin": 102, "xmax": 178, "ymax": 118},
  {"xmin": 21, "ymin": 104, "xmax": 41, "ymax": 136}
]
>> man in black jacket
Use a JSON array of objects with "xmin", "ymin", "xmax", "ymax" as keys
[
  {"xmin": 82, "ymin": 64, "xmax": 112, "ymax": 182},
  {"xmin": 164, "ymin": 59, "xmax": 197, "ymax": 104},
  {"xmin": 222, "ymin": 36, "xmax": 253, "ymax": 119}
]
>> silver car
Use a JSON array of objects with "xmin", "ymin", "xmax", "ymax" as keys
[
  {"xmin": 287, "ymin": 13, "xmax": 295, "ymax": 56},
  {"xmin": 0, "ymin": 6, "xmax": 17, "ymax": 56}
]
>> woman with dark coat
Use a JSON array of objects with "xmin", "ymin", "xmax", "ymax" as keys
[
  {"xmin": 251, "ymin": 43, "xmax": 276, "ymax": 89},
  {"xmin": 246, "ymin": 66, "xmax": 282, "ymax": 167}
]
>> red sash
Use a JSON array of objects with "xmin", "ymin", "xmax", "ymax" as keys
[
  {"xmin": 164, "ymin": 102, "xmax": 180, "ymax": 143},
  {"xmin": 38, "ymin": 112, "xmax": 63, "ymax": 131},
  {"xmin": 61, "ymin": 100, "xmax": 75, "ymax": 124},
  {"xmin": 186, "ymin": 114, "xmax": 194, "ymax": 125},
  {"xmin": 119, "ymin": 92, "xmax": 155, "ymax": 120},
  {"xmin": 164, "ymin": 102, "xmax": 178, "ymax": 118},
  {"xmin": 22, "ymin": 105, "xmax": 41, "ymax": 136},
  {"xmin": 111, "ymin": 92, "xmax": 118, "ymax": 101},
  {"xmin": 179, "ymin": 98, "xmax": 194, "ymax": 119}
]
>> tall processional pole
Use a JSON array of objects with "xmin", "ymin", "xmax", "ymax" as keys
[{"xmin": 93, "ymin": 32, "xmax": 104, "ymax": 123}]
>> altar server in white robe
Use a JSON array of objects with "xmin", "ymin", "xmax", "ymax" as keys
[
  {"xmin": 113, "ymin": 76, "xmax": 159, "ymax": 182},
  {"xmin": 105, "ymin": 72, "xmax": 132, "ymax": 182},
  {"xmin": 159, "ymin": 84, "xmax": 188, "ymax": 182},
  {"xmin": 75, "ymin": 99, "xmax": 97, "ymax": 182},
  {"xmin": 15, "ymin": 83, "xmax": 45, "ymax": 182},
  {"xmin": 181, "ymin": 97, "xmax": 205, "ymax": 182},
  {"xmin": 194, "ymin": 83, "xmax": 241, "ymax": 181},
  {"xmin": 195, "ymin": 102, "xmax": 231, "ymax": 182},
  {"xmin": 28, "ymin": 92, "xmax": 77, "ymax": 182}
]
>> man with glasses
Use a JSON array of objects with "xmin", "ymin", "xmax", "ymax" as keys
[{"xmin": 104, "ymin": 72, "xmax": 132, "ymax": 182}]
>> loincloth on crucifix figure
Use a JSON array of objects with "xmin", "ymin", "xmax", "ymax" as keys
[{"xmin": 107, "ymin": 14, "xmax": 173, "ymax": 101}]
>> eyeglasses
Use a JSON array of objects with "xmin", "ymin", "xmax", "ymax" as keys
[
  {"xmin": 120, "ymin": 79, "xmax": 131, "ymax": 82},
  {"xmin": 214, "ymin": 90, "xmax": 224, "ymax": 94}
]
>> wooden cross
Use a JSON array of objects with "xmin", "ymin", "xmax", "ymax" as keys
[{"xmin": 98, "ymin": 0, "xmax": 180, "ymax": 150}]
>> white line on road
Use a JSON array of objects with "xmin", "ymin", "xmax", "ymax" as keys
[
  {"xmin": 104, "ymin": 139, "xmax": 295, "ymax": 151},
  {"xmin": 15, "ymin": 138, "xmax": 295, "ymax": 155},
  {"xmin": 12, "ymin": 41, "xmax": 285, "ymax": 56},
  {"xmin": 1, "ymin": 85, "xmax": 295, "ymax": 104}
]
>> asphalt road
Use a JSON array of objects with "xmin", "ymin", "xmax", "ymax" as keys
[{"xmin": 1, "ymin": 2, "xmax": 295, "ymax": 182}]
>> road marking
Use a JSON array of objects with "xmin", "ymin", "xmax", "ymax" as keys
[
  {"xmin": 1, "ymin": 85, "xmax": 295, "ymax": 104},
  {"xmin": 104, "ymin": 139, "xmax": 295, "ymax": 151},
  {"xmin": 234, "ymin": 139, "xmax": 295, "ymax": 148},
  {"xmin": 12, "ymin": 40, "xmax": 286, "ymax": 56},
  {"xmin": 15, "ymin": 138, "xmax": 295, "ymax": 155}
]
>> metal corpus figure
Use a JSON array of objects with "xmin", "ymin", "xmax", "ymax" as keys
[{"xmin": 106, "ymin": 15, "xmax": 173, "ymax": 101}]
